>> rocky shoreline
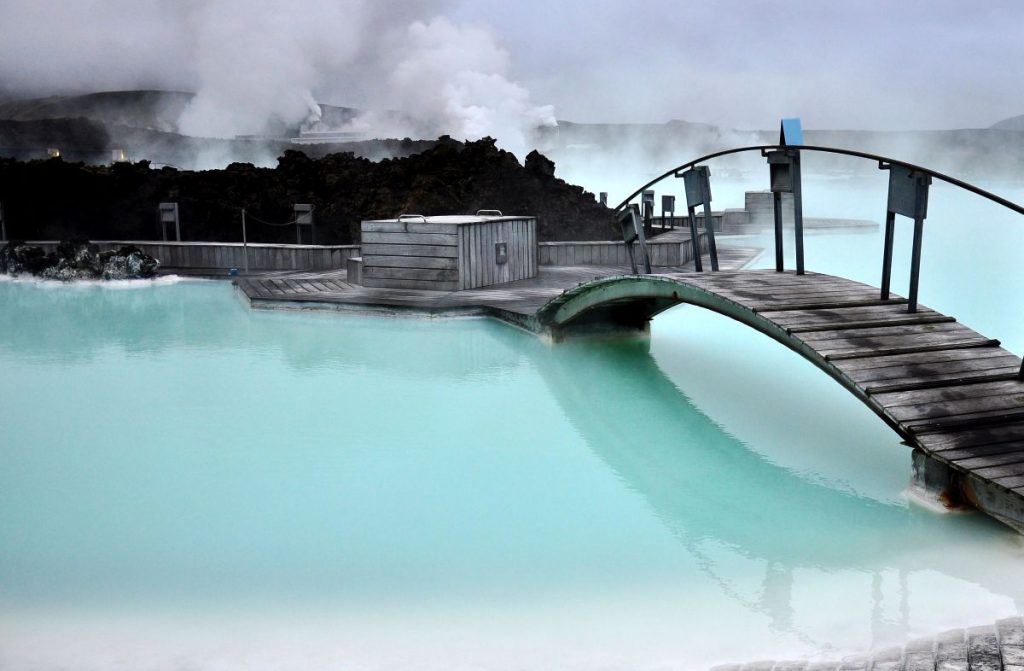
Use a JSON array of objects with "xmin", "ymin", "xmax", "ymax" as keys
[
  {"xmin": 0, "ymin": 240, "xmax": 160, "ymax": 281},
  {"xmin": 0, "ymin": 137, "xmax": 617, "ymax": 245}
]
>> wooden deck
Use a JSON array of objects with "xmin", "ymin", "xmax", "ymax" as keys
[
  {"xmin": 236, "ymin": 245, "xmax": 758, "ymax": 319},
  {"xmin": 235, "ymin": 246, "xmax": 1024, "ymax": 533}
]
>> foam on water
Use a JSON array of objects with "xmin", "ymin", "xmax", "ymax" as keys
[{"xmin": 0, "ymin": 273, "xmax": 193, "ymax": 289}]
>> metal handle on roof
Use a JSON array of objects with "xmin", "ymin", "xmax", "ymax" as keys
[
  {"xmin": 397, "ymin": 214, "xmax": 427, "ymax": 222},
  {"xmin": 475, "ymin": 209, "xmax": 503, "ymax": 216}
]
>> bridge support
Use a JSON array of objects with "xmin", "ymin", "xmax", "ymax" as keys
[{"xmin": 912, "ymin": 449, "xmax": 1024, "ymax": 533}]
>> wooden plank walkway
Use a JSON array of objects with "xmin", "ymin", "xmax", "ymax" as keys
[
  {"xmin": 235, "ymin": 250, "xmax": 1024, "ymax": 533},
  {"xmin": 710, "ymin": 616, "xmax": 1024, "ymax": 671},
  {"xmin": 237, "ymin": 246, "xmax": 759, "ymax": 318}
]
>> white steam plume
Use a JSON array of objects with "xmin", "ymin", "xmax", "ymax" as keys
[
  {"xmin": 174, "ymin": 1, "xmax": 554, "ymax": 156},
  {"xmin": 177, "ymin": 0, "xmax": 368, "ymax": 138},
  {"xmin": 377, "ymin": 17, "xmax": 556, "ymax": 155}
]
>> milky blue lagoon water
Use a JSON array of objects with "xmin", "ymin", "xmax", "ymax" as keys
[{"xmin": 2, "ymin": 177, "xmax": 1024, "ymax": 669}]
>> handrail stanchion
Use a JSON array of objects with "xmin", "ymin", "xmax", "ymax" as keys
[
  {"xmin": 685, "ymin": 200, "xmax": 703, "ymax": 272},
  {"xmin": 764, "ymin": 149, "xmax": 801, "ymax": 273},
  {"xmin": 908, "ymin": 206, "xmax": 926, "ymax": 313},
  {"xmin": 617, "ymin": 205, "xmax": 651, "ymax": 274},
  {"xmin": 793, "ymin": 153, "xmax": 805, "ymax": 274},
  {"xmin": 680, "ymin": 165, "xmax": 718, "ymax": 271},
  {"xmin": 772, "ymin": 191, "xmax": 784, "ymax": 271},
  {"xmin": 241, "ymin": 208, "xmax": 249, "ymax": 275},
  {"xmin": 880, "ymin": 210, "xmax": 896, "ymax": 299},
  {"xmin": 880, "ymin": 164, "xmax": 931, "ymax": 313},
  {"xmin": 778, "ymin": 119, "xmax": 805, "ymax": 274}
]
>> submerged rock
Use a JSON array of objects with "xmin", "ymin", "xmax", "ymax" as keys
[{"xmin": 0, "ymin": 241, "xmax": 159, "ymax": 280}]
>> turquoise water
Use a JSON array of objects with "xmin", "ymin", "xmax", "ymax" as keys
[{"xmin": 1, "ymin": 267, "xmax": 1023, "ymax": 669}]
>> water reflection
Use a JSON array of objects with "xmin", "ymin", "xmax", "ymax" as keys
[
  {"xmin": 0, "ymin": 279, "xmax": 524, "ymax": 378},
  {"xmin": 523, "ymin": 333, "xmax": 1023, "ymax": 648}
]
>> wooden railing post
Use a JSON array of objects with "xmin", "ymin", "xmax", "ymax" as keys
[
  {"xmin": 792, "ymin": 154, "xmax": 805, "ymax": 275},
  {"xmin": 764, "ymin": 147, "xmax": 803, "ymax": 273},
  {"xmin": 685, "ymin": 204, "xmax": 703, "ymax": 272},
  {"xmin": 679, "ymin": 165, "xmax": 717, "ymax": 271},
  {"xmin": 880, "ymin": 210, "xmax": 895, "ymax": 299},
  {"xmin": 881, "ymin": 164, "xmax": 931, "ymax": 313},
  {"xmin": 772, "ymin": 191, "xmax": 784, "ymax": 272}
]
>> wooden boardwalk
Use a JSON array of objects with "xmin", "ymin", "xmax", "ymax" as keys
[
  {"xmin": 711, "ymin": 616, "xmax": 1024, "ymax": 671},
  {"xmin": 236, "ymin": 246, "xmax": 757, "ymax": 319},
  {"xmin": 236, "ymin": 251, "xmax": 1024, "ymax": 533}
]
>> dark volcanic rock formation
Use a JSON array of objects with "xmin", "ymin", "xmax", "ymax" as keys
[
  {"xmin": 0, "ymin": 137, "xmax": 616, "ymax": 244},
  {"xmin": 0, "ymin": 241, "xmax": 159, "ymax": 280}
]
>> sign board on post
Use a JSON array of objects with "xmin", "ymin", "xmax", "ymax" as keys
[
  {"xmin": 294, "ymin": 204, "xmax": 315, "ymax": 245},
  {"xmin": 678, "ymin": 166, "xmax": 719, "ymax": 271},
  {"xmin": 682, "ymin": 167, "xmax": 711, "ymax": 207},
  {"xmin": 880, "ymin": 164, "xmax": 932, "ymax": 312},
  {"xmin": 158, "ymin": 202, "xmax": 180, "ymax": 241},
  {"xmin": 887, "ymin": 165, "xmax": 930, "ymax": 220},
  {"xmin": 617, "ymin": 205, "xmax": 651, "ymax": 274},
  {"xmin": 766, "ymin": 151, "xmax": 796, "ymax": 193}
]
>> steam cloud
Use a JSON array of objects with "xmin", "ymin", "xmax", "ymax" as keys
[
  {"xmin": 0, "ymin": 0, "xmax": 555, "ymax": 157},
  {"xmin": 175, "ymin": 0, "xmax": 555, "ymax": 155}
]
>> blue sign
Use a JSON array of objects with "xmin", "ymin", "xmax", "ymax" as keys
[{"xmin": 780, "ymin": 118, "xmax": 804, "ymax": 146}]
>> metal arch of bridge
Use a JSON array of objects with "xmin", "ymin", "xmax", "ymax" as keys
[
  {"xmin": 534, "ymin": 269, "xmax": 1024, "ymax": 533},
  {"xmin": 614, "ymin": 143, "xmax": 1024, "ymax": 219}
]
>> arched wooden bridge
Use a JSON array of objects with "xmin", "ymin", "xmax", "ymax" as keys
[
  {"xmin": 532, "ymin": 268, "xmax": 1024, "ymax": 532},
  {"xmin": 537, "ymin": 139, "xmax": 1024, "ymax": 534}
]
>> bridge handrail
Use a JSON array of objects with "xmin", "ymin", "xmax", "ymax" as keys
[{"xmin": 613, "ymin": 144, "xmax": 1024, "ymax": 218}]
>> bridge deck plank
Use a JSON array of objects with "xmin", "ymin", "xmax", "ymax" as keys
[
  {"xmin": 890, "ymin": 393, "xmax": 1024, "ymax": 423},
  {"xmin": 787, "ymin": 315, "xmax": 955, "ymax": 334},
  {"xmin": 951, "ymin": 450, "xmax": 1024, "ymax": 470},
  {"xmin": 928, "ymin": 441, "xmax": 1024, "ymax": 462},
  {"xmin": 799, "ymin": 321, "xmax": 972, "ymax": 343},
  {"xmin": 754, "ymin": 298, "xmax": 909, "ymax": 312},
  {"xmin": 767, "ymin": 303, "xmax": 937, "ymax": 324},
  {"xmin": 818, "ymin": 333, "xmax": 994, "ymax": 357},
  {"xmin": 846, "ymin": 354, "xmax": 1020, "ymax": 383},
  {"xmin": 865, "ymin": 371, "xmax": 1022, "ymax": 395},
  {"xmin": 832, "ymin": 346, "xmax": 1011, "ymax": 373}
]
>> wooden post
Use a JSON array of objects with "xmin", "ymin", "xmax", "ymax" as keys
[
  {"xmin": 634, "ymin": 208, "xmax": 652, "ymax": 275},
  {"xmin": 908, "ymin": 214, "xmax": 924, "ymax": 313},
  {"xmin": 765, "ymin": 147, "xmax": 802, "ymax": 273},
  {"xmin": 792, "ymin": 156, "xmax": 805, "ymax": 275},
  {"xmin": 686, "ymin": 205, "xmax": 703, "ymax": 272},
  {"xmin": 702, "ymin": 200, "xmax": 719, "ymax": 271},
  {"xmin": 773, "ymin": 192, "xmax": 784, "ymax": 272},
  {"xmin": 880, "ymin": 210, "xmax": 896, "ymax": 299},
  {"xmin": 882, "ymin": 165, "xmax": 931, "ymax": 313},
  {"xmin": 242, "ymin": 209, "xmax": 249, "ymax": 275},
  {"xmin": 681, "ymin": 166, "xmax": 715, "ymax": 272}
]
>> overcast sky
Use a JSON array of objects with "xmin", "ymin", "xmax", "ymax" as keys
[{"xmin": 1, "ymin": 0, "xmax": 1021, "ymax": 131}]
